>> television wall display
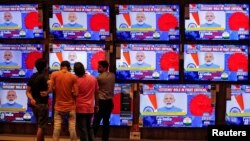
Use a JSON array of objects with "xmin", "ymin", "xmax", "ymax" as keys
[
  {"xmin": 184, "ymin": 44, "xmax": 248, "ymax": 81},
  {"xmin": 140, "ymin": 84, "xmax": 215, "ymax": 127},
  {"xmin": 226, "ymin": 85, "xmax": 250, "ymax": 125},
  {"xmin": 0, "ymin": 44, "xmax": 44, "ymax": 78},
  {"xmin": 50, "ymin": 5, "xmax": 110, "ymax": 40},
  {"xmin": 0, "ymin": 82, "xmax": 53, "ymax": 123},
  {"xmin": 0, "ymin": 4, "xmax": 44, "ymax": 38},
  {"xmin": 185, "ymin": 4, "xmax": 249, "ymax": 40},
  {"xmin": 49, "ymin": 44, "xmax": 105, "ymax": 76},
  {"xmin": 116, "ymin": 44, "xmax": 179, "ymax": 81},
  {"xmin": 116, "ymin": 5, "xmax": 180, "ymax": 41}
]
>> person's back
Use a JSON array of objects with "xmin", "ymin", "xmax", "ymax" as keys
[
  {"xmin": 51, "ymin": 70, "xmax": 77, "ymax": 112},
  {"xmin": 97, "ymin": 71, "xmax": 115, "ymax": 100}
]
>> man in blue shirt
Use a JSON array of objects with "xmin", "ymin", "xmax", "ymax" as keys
[
  {"xmin": 0, "ymin": 51, "xmax": 18, "ymax": 67},
  {"xmin": 157, "ymin": 93, "xmax": 182, "ymax": 112},
  {"xmin": 0, "ymin": 12, "xmax": 18, "ymax": 27},
  {"xmin": 63, "ymin": 12, "xmax": 83, "ymax": 28},
  {"xmin": 199, "ymin": 52, "xmax": 220, "ymax": 69},
  {"xmin": 131, "ymin": 51, "xmax": 152, "ymax": 68},
  {"xmin": 1, "ymin": 90, "xmax": 23, "ymax": 108},
  {"xmin": 131, "ymin": 12, "xmax": 152, "ymax": 29},
  {"xmin": 200, "ymin": 11, "xmax": 221, "ymax": 28}
]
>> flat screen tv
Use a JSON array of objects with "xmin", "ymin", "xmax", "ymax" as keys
[
  {"xmin": 140, "ymin": 84, "xmax": 215, "ymax": 127},
  {"xmin": 185, "ymin": 4, "xmax": 249, "ymax": 40},
  {"xmin": 0, "ymin": 44, "xmax": 44, "ymax": 78},
  {"xmin": 184, "ymin": 44, "xmax": 248, "ymax": 81},
  {"xmin": 116, "ymin": 44, "xmax": 179, "ymax": 81},
  {"xmin": 50, "ymin": 5, "xmax": 110, "ymax": 40},
  {"xmin": 116, "ymin": 4, "xmax": 180, "ymax": 41},
  {"xmin": 0, "ymin": 82, "xmax": 53, "ymax": 123},
  {"xmin": 226, "ymin": 85, "xmax": 250, "ymax": 125},
  {"xmin": 49, "ymin": 44, "xmax": 105, "ymax": 76},
  {"xmin": 0, "ymin": 4, "xmax": 44, "ymax": 38}
]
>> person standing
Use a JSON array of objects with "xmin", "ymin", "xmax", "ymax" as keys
[
  {"xmin": 93, "ymin": 60, "xmax": 115, "ymax": 141},
  {"xmin": 26, "ymin": 58, "xmax": 49, "ymax": 141},
  {"xmin": 48, "ymin": 61, "xmax": 78, "ymax": 141},
  {"xmin": 74, "ymin": 62, "xmax": 99, "ymax": 141}
]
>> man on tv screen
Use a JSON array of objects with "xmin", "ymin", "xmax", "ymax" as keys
[
  {"xmin": 63, "ymin": 12, "xmax": 83, "ymax": 28},
  {"xmin": 0, "ymin": 50, "xmax": 18, "ymax": 67},
  {"xmin": 131, "ymin": 12, "xmax": 152, "ymax": 28},
  {"xmin": 68, "ymin": 51, "xmax": 77, "ymax": 67},
  {"xmin": 131, "ymin": 51, "xmax": 151, "ymax": 68},
  {"xmin": 1, "ymin": 90, "xmax": 23, "ymax": 108},
  {"xmin": 0, "ymin": 12, "xmax": 18, "ymax": 27},
  {"xmin": 200, "ymin": 11, "xmax": 221, "ymax": 28},
  {"xmin": 157, "ymin": 93, "xmax": 182, "ymax": 112},
  {"xmin": 199, "ymin": 52, "xmax": 220, "ymax": 69}
]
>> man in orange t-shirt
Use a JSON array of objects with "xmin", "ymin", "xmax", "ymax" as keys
[{"xmin": 48, "ymin": 61, "xmax": 78, "ymax": 141}]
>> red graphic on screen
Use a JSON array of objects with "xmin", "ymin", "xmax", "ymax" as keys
[
  {"xmin": 160, "ymin": 52, "xmax": 179, "ymax": 71},
  {"xmin": 25, "ymin": 12, "xmax": 42, "ymax": 29},
  {"xmin": 158, "ymin": 13, "xmax": 178, "ymax": 31},
  {"xmin": 229, "ymin": 12, "xmax": 249, "ymax": 31},
  {"xmin": 90, "ymin": 13, "xmax": 109, "ymax": 31},
  {"xmin": 25, "ymin": 51, "xmax": 43, "ymax": 69},
  {"xmin": 228, "ymin": 53, "xmax": 248, "ymax": 72},
  {"xmin": 190, "ymin": 94, "xmax": 213, "ymax": 116},
  {"xmin": 90, "ymin": 51, "xmax": 105, "ymax": 70}
]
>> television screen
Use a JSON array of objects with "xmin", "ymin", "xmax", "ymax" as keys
[
  {"xmin": 0, "ymin": 4, "xmax": 44, "ymax": 38},
  {"xmin": 0, "ymin": 82, "xmax": 53, "ymax": 123},
  {"xmin": 116, "ymin": 44, "xmax": 179, "ymax": 81},
  {"xmin": 50, "ymin": 5, "xmax": 110, "ymax": 40},
  {"xmin": 110, "ymin": 83, "xmax": 133, "ymax": 126},
  {"xmin": 0, "ymin": 44, "xmax": 44, "ymax": 78},
  {"xmin": 184, "ymin": 44, "xmax": 248, "ymax": 81},
  {"xmin": 116, "ymin": 5, "xmax": 179, "ymax": 41},
  {"xmin": 185, "ymin": 4, "xmax": 249, "ymax": 40},
  {"xmin": 140, "ymin": 84, "xmax": 215, "ymax": 127},
  {"xmin": 226, "ymin": 85, "xmax": 250, "ymax": 125},
  {"xmin": 49, "ymin": 44, "xmax": 105, "ymax": 76}
]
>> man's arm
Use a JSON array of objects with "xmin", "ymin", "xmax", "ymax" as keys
[
  {"xmin": 72, "ymin": 76, "xmax": 79, "ymax": 96},
  {"xmin": 26, "ymin": 86, "xmax": 36, "ymax": 106}
]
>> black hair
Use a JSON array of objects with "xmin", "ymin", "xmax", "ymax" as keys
[
  {"xmin": 98, "ymin": 60, "xmax": 109, "ymax": 69},
  {"xmin": 35, "ymin": 58, "xmax": 47, "ymax": 73},
  {"xmin": 61, "ymin": 61, "xmax": 71, "ymax": 71},
  {"xmin": 74, "ymin": 62, "xmax": 85, "ymax": 77}
]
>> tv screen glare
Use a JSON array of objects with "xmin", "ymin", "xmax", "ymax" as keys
[
  {"xmin": 116, "ymin": 5, "xmax": 180, "ymax": 41},
  {"xmin": 0, "ymin": 44, "xmax": 44, "ymax": 78},
  {"xmin": 140, "ymin": 84, "xmax": 215, "ymax": 127},
  {"xmin": 226, "ymin": 85, "xmax": 250, "ymax": 125},
  {"xmin": 0, "ymin": 4, "xmax": 44, "ymax": 38},
  {"xmin": 116, "ymin": 44, "xmax": 179, "ymax": 81},
  {"xmin": 184, "ymin": 44, "xmax": 248, "ymax": 81},
  {"xmin": 0, "ymin": 82, "xmax": 53, "ymax": 123},
  {"xmin": 185, "ymin": 4, "xmax": 249, "ymax": 40},
  {"xmin": 50, "ymin": 5, "xmax": 110, "ymax": 40},
  {"xmin": 49, "ymin": 44, "xmax": 105, "ymax": 76},
  {"xmin": 109, "ymin": 83, "xmax": 133, "ymax": 126}
]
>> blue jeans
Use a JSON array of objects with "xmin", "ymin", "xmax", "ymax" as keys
[
  {"xmin": 53, "ymin": 110, "xmax": 77, "ymax": 141},
  {"xmin": 76, "ymin": 113, "xmax": 94, "ymax": 141}
]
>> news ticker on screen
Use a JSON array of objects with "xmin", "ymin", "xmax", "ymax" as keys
[{"xmin": 208, "ymin": 125, "xmax": 250, "ymax": 140}]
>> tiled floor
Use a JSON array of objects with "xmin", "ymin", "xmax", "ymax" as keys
[{"xmin": 0, "ymin": 134, "xmax": 206, "ymax": 141}]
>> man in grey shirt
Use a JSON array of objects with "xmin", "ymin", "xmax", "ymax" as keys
[{"xmin": 93, "ymin": 60, "xmax": 115, "ymax": 141}]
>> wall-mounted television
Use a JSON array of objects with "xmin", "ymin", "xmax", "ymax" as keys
[
  {"xmin": 0, "ymin": 82, "xmax": 53, "ymax": 123},
  {"xmin": 0, "ymin": 44, "xmax": 44, "ymax": 78},
  {"xmin": 116, "ymin": 5, "xmax": 179, "ymax": 41},
  {"xmin": 226, "ymin": 85, "xmax": 250, "ymax": 125},
  {"xmin": 185, "ymin": 4, "xmax": 249, "ymax": 40},
  {"xmin": 49, "ymin": 44, "xmax": 105, "ymax": 76},
  {"xmin": 184, "ymin": 44, "xmax": 248, "ymax": 81},
  {"xmin": 0, "ymin": 4, "xmax": 43, "ymax": 38},
  {"xmin": 50, "ymin": 5, "xmax": 110, "ymax": 40},
  {"xmin": 109, "ymin": 83, "xmax": 133, "ymax": 126},
  {"xmin": 116, "ymin": 44, "xmax": 179, "ymax": 81},
  {"xmin": 140, "ymin": 84, "xmax": 215, "ymax": 127}
]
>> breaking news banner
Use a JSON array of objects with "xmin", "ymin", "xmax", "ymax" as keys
[{"xmin": 208, "ymin": 125, "xmax": 250, "ymax": 140}]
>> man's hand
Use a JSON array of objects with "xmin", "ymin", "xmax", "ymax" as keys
[{"xmin": 40, "ymin": 91, "xmax": 48, "ymax": 97}]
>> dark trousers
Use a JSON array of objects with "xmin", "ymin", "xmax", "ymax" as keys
[
  {"xmin": 76, "ymin": 113, "xmax": 94, "ymax": 141},
  {"xmin": 93, "ymin": 99, "xmax": 114, "ymax": 141}
]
